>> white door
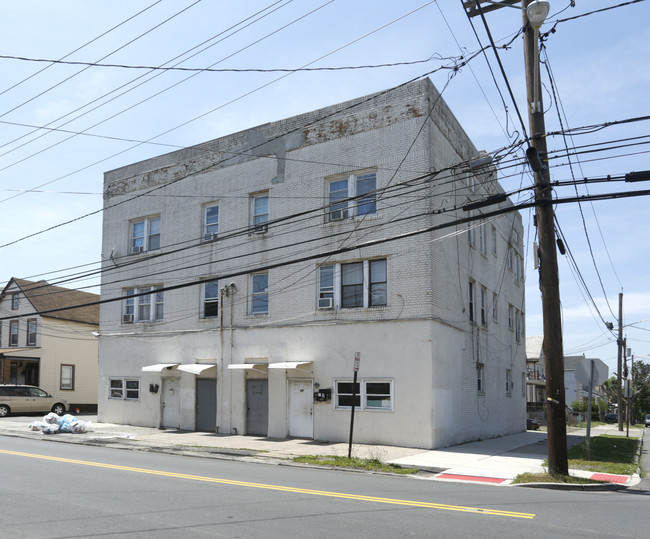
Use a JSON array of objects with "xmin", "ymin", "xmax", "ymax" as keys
[
  {"xmin": 288, "ymin": 380, "xmax": 313, "ymax": 438},
  {"xmin": 162, "ymin": 378, "xmax": 181, "ymax": 429}
]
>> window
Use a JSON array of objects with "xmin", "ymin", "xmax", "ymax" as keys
[
  {"xmin": 327, "ymin": 172, "xmax": 377, "ymax": 221},
  {"xmin": 203, "ymin": 280, "xmax": 219, "ymax": 318},
  {"xmin": 250, "ymin": 273, "xmax": 268, "ymax": 314},
  {"xmin": 252, "ymin": 194, "xmax": 269, "ymax": 232},
  {"xmin": 492, "ymin": 293, "xmax": 498, "ymax": 323},
  {"xmin": 515, "ymin": 310, "xmax": 522, "ymax": 343},
  {"xmin": 491, "ymin": 225, "xmax": 497, "ymax": 255},
  {"xmin": 123, "ymin": 286, "xmax": 163, "ymax": 323},
  {"xmin": 467, "ymin": 210, "xmax": 475, "ymax": 246},
  {"xmin": 11, "ymin": 293, "xmax": 19, "ymax": 310},
  {"xmin": 9, "ymin": 320, "xmax": 18, "ymax": 346},
  {"xmin": 514, "ymin": 254, "xmax": 520, "ymax": 284},
  {"xmin": 506, "ymin": 246, "xmax": 513, "ymax": 271},
  {"xmin": 131, "ymin": 216, "xmax": 160, "ymax": 254},
  {"xmin": 335, "ymin": 379, "xmax": 393, "ymax": 411},
  {"xmin": 468, "ymin": 281, "xmax": 475, "ymax": 322},
  {"xmin": 508, "ymin": 304, "xmax": 514, "ymax": 330},
  {"xmin": 506, "ymin": 369, "xmax": 513, "ymax": 395},
  {"xmin": 477, "ymin": 363, "xmax": 485, "ymax": 393},
  {"xmin": 109, "ymin": 378, "xmax": 140, "ymax": 400},
  {"xmin": 521, "ymin": 372, "xmax": 526, "ymax": 397},
  {"xmin": 480, "ymin": 286, "xmax": 487, "ymax": 327},
  {"xmin": 61, "ymin": 365, "xmax": 75, "ymax": 390},
  {"xmin": 479, "ymin": 222, "xmax": 487, "ymax": 255},
  {"xmin": 26, "ymin": 319, "xmax": 37, "ymax": 346},
  {"xmin": 203, "ymin": 204, "xmax": 219, "ymax": 240},
  {"xmin": 320, "ymin": 259, "xmax": 387, "ymax": 310}
]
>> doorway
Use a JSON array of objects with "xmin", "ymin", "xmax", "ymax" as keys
[
  {"xmin": 288, "ymin": 379, "xmax": 313, "ymax": 438},
  {"xmin": 161, "ymin": 377, "xmax": 181, "ymax": 429},
  {"xmin": 196, "ymin": 378, "xmax": 217, "ymax": 432},
  {"xmin": 246, "ymin": 379, "xmax": 268, "ymax": 436}
]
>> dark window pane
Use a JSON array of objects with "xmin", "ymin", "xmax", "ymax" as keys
[
  {"xmin": 342, "ymin": 285, "xmax": 363, "ymax": 308},
  {"xmin": 366, "ymin": 382, "xmax": 390, "ymax": 395},
  {"xmin": 337, "ymin": 382, "xmax": 360, "ymax": 394},
  {"xmin": 338, "ymin": 395, "xmax": 361, "ymax": 407}
]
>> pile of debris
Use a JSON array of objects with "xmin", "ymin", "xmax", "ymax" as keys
[{"xmin": 29, "ymin": 413, "xmax": 94, "ymax": 434}]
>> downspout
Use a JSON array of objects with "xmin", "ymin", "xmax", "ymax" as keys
[
  {"xmin": 217, "ymin": 287, "xmax": 224, "ymax": 432},
  {"xmin": 228, "ymin": 284, "xmax": 236, "ymax": 432}
]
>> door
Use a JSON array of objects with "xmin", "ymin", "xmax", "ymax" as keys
[
  {"xmin": 246, "ymin": 379, "xmax": 268, "ymax": 436},
  {"xmin": 196, "ymin": 378, "xmax": 217, "ymax": 432},
  {"xmin": 288, "ymin": 380, "xmax": 313, "ymax": 438},
  {"xmin": 161, "ymin": 378, "xmax": 181, "ymax": 429}
]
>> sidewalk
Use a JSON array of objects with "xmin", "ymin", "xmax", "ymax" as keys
[{"xmin": 0, "ymin": 415, "xmax": 642, "ymax": 488}]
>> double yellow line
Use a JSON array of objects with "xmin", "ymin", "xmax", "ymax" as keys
[{"xmin": 0, "ymin": 449, "xmax": 535, "ymax": 519}]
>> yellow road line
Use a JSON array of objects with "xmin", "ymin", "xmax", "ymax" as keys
[{"xmin": 0, "ymin": 449, "xmax": 535, "ymax": 519}]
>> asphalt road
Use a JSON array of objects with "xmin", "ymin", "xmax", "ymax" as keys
[{"xmin": 1, "ymin": 435, "xmax": 648, "ymax": 538}]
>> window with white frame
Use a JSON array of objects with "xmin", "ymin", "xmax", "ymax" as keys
[
  {"xmin": 506, "ymin": 369, "xmax": 513, "ymax": 395},
  {"xmin": 480, "ymin": 286, "xmax": 487, "ymax": 327},
  {"xmin": 319, "ymin": 259, "xmax": 387, "ymax": 310},
  {"xmin": 122, "ymin": 286, "xmax": 163, "ymax": 323},
  {"xmin": 479, "ymin": 222, "xmax": 487, "ymax": 255},
  {"xmin": 109, "ymin": 378, "xmax": 140, "ymax": 400},
  {"xmin": 468, "ymin": 281, "xmax": 475, "ymax": 322},
  {"xmin": 334, "ymin": 379, "xmax": 393, "ymax": 411},
  {"xmin": 327, "ymin": 172, "xmax": 377, "ymax": 221},
  {"xmin": 11, "ymin": 293, "xmax": 19, "ymax": 310},
  {"xmin": 250, "ymin": 272, "xmax": 268, "ymax": 314},
  {"xmin": 202, "ymin": 280, "xmax": 219, "ymax": 318},
  {"xmin": 203, "ymin": 204, "xmax": 219, "ymax": 241},
  {"xmin": 477, "ymin": 363, "xmax": 485, "ymax": 393},
  {"xmin": 9, "ymin": 320, "xmax": 18, "ymax": 346},
  {"xmin": 130, "ymin": 216, "xmax": 160, "ymax": 254},
  {"xmin": 251, "ymin": 193, "xmax": 269, "ymax": 232},
  {"xmin": 26, "ymin": 319, "xmax": 37, "ymax": 346},
  {"xmin": 61, "ymin": 364, "xmax": 74, "ymax": 390}
]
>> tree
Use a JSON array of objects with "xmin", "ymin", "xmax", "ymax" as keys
[{"xmin": 631, "ymin": 361, "xmax": 650, "ymax": 422}]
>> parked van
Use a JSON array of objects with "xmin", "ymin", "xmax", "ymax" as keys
[{"xmin": 0, "ymin": 385, "xmax": 68, "ymax": 416}]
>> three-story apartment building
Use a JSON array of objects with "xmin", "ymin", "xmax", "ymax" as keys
[{"xmin": 98, "ymin": 78, "xmax": 526, "ymax": 449}]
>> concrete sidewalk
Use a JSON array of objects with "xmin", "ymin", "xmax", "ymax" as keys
[{"xmin": 0, "ymin": 415, "xmax": 642, "ymax": 488}]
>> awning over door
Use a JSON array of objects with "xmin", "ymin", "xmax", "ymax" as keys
[
  {"xmin": 0, "ymin": 348, "xmax": 31, "ymax": 354},
  {"xmin": 227, "ymin": 363, "xmax": 268, "ymax": 372},
  {"xmin": 141, "ymin": 363, "xmax": 179, "ymax": 372},
  {"xmin": 267, "ymin": 361, "xmax": 313, "ymax": 370},
  {"xmin": 177, "ymin": 364, "xmax": 216, "ymax": 375}
]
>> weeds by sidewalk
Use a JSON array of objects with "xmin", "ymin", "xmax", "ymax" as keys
[{"xmin": 293, "ymin": 455, "xmax": 418, "ymax": 474}]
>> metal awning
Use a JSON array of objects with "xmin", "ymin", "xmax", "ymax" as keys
[
  {"xmin": 0, "ymin": 348, "xmax": 32, "ymax": 354},
  {"xmin": 227, "ymin": 363, "xmax": 268, "ymax": 371},
  {"xmin": 141, "ymin": 363, "xmax": 179, "ymax": 372},
  {"xmin": 177, "ymin": 364, "xmax": 216, "ymax": 375},
  {"xmin": 267, "ymin": 361, "xmax": 313, "ymax": 370}
]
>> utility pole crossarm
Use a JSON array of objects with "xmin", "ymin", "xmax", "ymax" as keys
[{"xmin": 463, "ymin": 0, "xmax": 520, "ymax": 17}]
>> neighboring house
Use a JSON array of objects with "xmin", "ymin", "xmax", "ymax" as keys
[
  {"xmin": 526, "ymin": 335, "xmax": 608, "ymax": 422},
  {"xmin": 0, "ymin": 278, "xmax": 99, "ymax": 412},
  {"xmin": 98, "ymin": 78, "xmax": 526, "ymax": 449}
]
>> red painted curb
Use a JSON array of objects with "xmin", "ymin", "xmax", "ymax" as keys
[
  {"xmin": 436, "ymin": 473, "xmax": 507, "ymax": 484},
  {"xmin": 590, "ymin": 473, "xmax": 628, "ymax": 484}
]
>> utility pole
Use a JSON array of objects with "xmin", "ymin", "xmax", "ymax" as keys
[
  {"xmin": 617, "ymin": 292, "xmax": 624, "ymax": 431},
  {"xmin": 464, "ymin": 0, "xmax": 568, "ymax": 475},
  {"xmin": 522, "ymin": 0, "xmax": 568, "ymax": 475}
]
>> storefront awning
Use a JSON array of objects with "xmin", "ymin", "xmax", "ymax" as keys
[
  {"xmin": 0, "ymin": 348, "xmax": 31, "ymax": 354},
  {"xmin": 177, "ymin": 363, "xmax": 216, "ymax": 375},
  {"xmin": 227, "ymin": 363, "xmax": 268, "ymax": 371},
  {"xmin": 267, "ymin": 361, "xmax": 313, "ymax": 370},
  {"xmin": 141, "ymin": 363, "xmax": 179, "ymax": 372}
]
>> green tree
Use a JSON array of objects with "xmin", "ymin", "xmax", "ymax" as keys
[{"xmin": 631, "ymin": 361, "xmax": 650, "ymax": 422}]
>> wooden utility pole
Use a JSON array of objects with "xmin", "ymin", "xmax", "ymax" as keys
[
  {"xmin": 617, "ymin": 292, "xmax": 624, "ymax": 431},
  {"xmin": 522, "ymin": 0, "xmax": 568, "ymax": 475}
]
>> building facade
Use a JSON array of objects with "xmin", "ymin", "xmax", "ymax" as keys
[
  {"xmin": 0, "ymin": 278, "xmax": 99, "ymax": 412},
  {"xmin": 98, "ymin": 79, "xmax": 526, "ymax": 449}
]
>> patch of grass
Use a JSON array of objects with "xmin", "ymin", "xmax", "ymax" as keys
[
  {"xmin": 293, "ymin": 455, "xmax": 418, "ymax": 474},
  {"xmin": 511, "ymin": 473, "xmax": 607, "ymax": 485},
  {"xmin": 567, "ymin": 435, "xmax": 639, "ymax": 475}
]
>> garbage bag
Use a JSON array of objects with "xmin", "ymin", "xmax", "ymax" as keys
[
  {"xmin": 41, "ymin": 423, "xmax": 60, "ymax": 434},
  {"xmin": 43, "ymin": 412, "xmax": 62, "ymax": 424},
  {"xmin": 28, "ymin": 421, "xmax": 46, "ymax": 431}
]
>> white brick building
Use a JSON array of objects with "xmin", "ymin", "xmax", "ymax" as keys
[{"xmin": 98, "ymin": 78, "xmax": 526, "ymax": 449}]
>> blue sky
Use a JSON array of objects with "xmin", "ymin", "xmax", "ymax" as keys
[{"xmin": 0, "ymin": 0, "xmax": 648, "ymax": 373}]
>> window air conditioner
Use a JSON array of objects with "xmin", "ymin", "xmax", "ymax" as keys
[
  {"xmin": 253, "ymin": 224, "xmax": 268, "ymax": 234},
  {"xmin": 203, "ymin": 233, "xmax": 216, "ymax": 242},
  {"xmin": 329, "ymin": 210, "xmax": 348, "ymax": 222},
  {"xmin": 122, "ymin": 314, "xmax": 134, "ymax": 323},
  {"xmin": 318, "ymin": 297, "xmax": 333, "ymax": 310},
  {"xmin": 130, "ymin": 245, "xmax": 143, "ymax": 254}
]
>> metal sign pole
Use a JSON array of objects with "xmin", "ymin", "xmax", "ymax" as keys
[{"xmin": 348, "ymin": 352, "xmax": 360, "ymax": 458}]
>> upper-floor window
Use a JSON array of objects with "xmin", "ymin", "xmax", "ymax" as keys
[
  {"xmin": 492, "ymin": 293, "xmax": 498, "ymax": 323},
  {"xmin": 491, "ymin": 225, "xmax": 497, "ymax": 255},
  {"xmin": 252, "ymin": 194, "xmax": 269, "ymax": 233},
  {"xmin": 131, "ymin": 216, "xmax": 160, "ymax": 254},
  {"xmin": 506, "ymin": 369, "xmax": 513, "ymax": 395},
  {"xmin": 11, "ymin": 293, "xmax": 19, "ymax": 310},
  {"xmin": 480, "ymin": 286, "xmax": 487, "ymax": 327},
  {"xmin": 327, "ymin": 172, "xmax": 376, "ymax": 222},
  {"xmin": 508, "ymin": 304, "xmax": 514, "ymax": 330},
  {"xmin": 123, "ymin": 286, "xmax": 163, "ymax": 323},
  {"xmin": 250, "ymin": 273, "xmax": 268, "ymax": 314},
  {"xmin": 479, "ymin": 222, "xmax": 487, "ymax": 255},
  {"xmin": 202, "ymin": 280, "xmax": 219, "ymax": 318},
  {"xmin": 203, "ymin": 204, "xmax": 219, "ymax": 241},
  {"xmin": 61, "ymin": 365, "xmax": 75, "ymax": 390},
  {"xmin": 319, "ymin": 259, "xmax": 387, "ymax": 310},
  {"xmin": 467, "ymin": 210, "xmax": 475, "ymax": 246},
  {"xmin": 477, "ymin": 363, "xmax": 485, "ymax": 393},
  {"xmin": 27, "ymin": 319, "xmax": 37, "ymax": 346},
  {"xmin": 468, "ymin": 281, "xmax": 475, "ymax": 322},
  {"xmin": 9, "ymin": 320, "xmax": 18, "ymax": 346}
]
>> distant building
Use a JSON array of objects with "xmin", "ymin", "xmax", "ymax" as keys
[
  {"xmin": 98, "ymin": 78, "xmax": 526, "ymax": 449},
  {"xmin": 0, "ymin": 278, "xmax": 99, "ymax": 412},
  {"xmin": 526, "ymin": 335, "xmax": 608, "ymax": 421}
]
